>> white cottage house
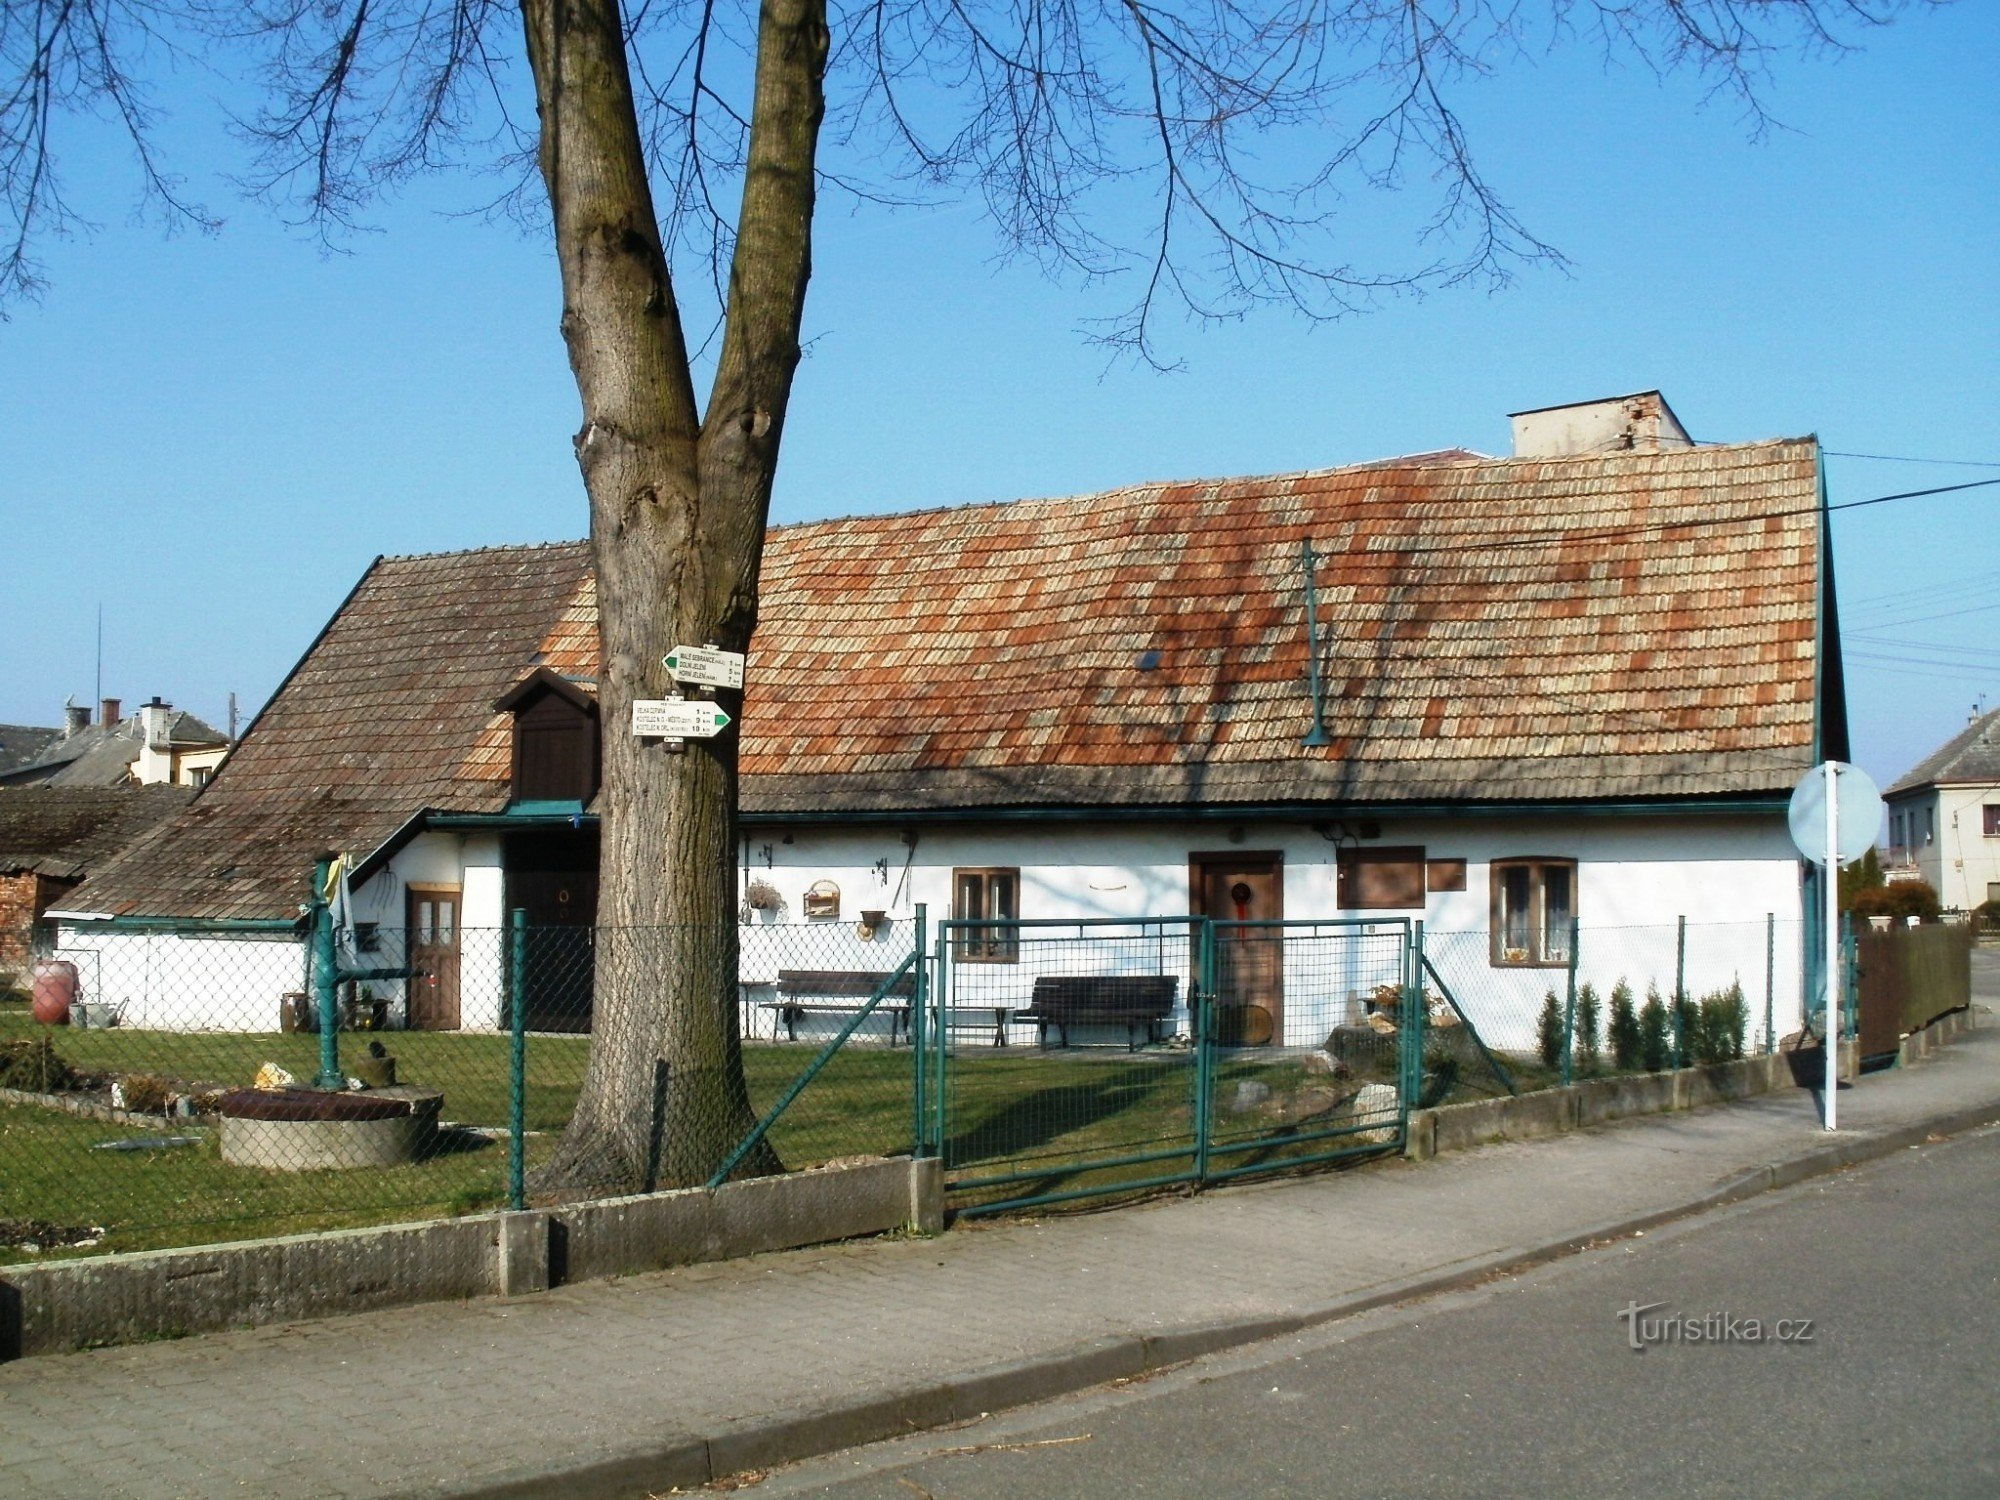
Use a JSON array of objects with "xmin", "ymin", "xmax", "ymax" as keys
[{"xmin": 52, "ymin": 393, "xmax": 1841, "ymax": 1049}]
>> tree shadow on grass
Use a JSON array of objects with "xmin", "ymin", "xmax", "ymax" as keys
[{"xmin": 944, "ymin": 1058, "xmax": 1194, "ymax": 1182}]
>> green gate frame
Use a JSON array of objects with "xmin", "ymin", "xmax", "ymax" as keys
[{"xmin": 927, "ymin": 915, "xmax": 1423, "ymax": 1215}]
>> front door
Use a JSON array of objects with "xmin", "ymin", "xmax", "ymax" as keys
[
  {"xmin": 506, "ymin": 828, "xmax": 600, "ymax": 1032},
  {"xmin": 406, "ymin": 885, "xmax": 462, "ymax": 1031},
  {"xmin": 1191, "ymin": 853, "xmax": 1284, "ymax": 1043}
]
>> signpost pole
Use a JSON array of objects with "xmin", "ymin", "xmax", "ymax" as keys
[{"xmin": 1823, "ymin": 761, "xmax": 1839, "ymax": 1131}]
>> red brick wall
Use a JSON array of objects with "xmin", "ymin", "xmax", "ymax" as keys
[{"xmin": 0, "ymin": 872, "xmax": 73, "ymax": 978}]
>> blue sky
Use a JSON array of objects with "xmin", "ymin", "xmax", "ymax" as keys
[{"xmin": 1, "ymin": 4, "xmax": 1995, "ymax": 792}]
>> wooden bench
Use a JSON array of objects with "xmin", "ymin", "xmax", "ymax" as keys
[
  {"xmin": 940, "ymin": 1004, "xmax": 1014, "ymax": 1048},
  {"xmin": 762, "ymin": 969, "xmax": 916, "ymax": 1044},
  {"xmin": 1018, "ymin": 975, "xmax": 1180, "ymax": 1051}
]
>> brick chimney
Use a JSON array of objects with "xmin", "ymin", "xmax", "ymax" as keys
[
  {"xmin": 63, "ymin": 701, "xmax": 90, "ymax": 738},
  {"xmin": 100, "ymin": 697, "xmax": 122, "ymax": 729}
]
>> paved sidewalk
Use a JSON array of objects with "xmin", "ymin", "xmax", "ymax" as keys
[{"xmin": 3, "ymin": 1003, "xmax": 1996, "ymax": 1500}]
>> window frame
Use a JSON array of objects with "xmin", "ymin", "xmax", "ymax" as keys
[
  {"xmin": 952, "ymin": 867, "xmax": 1020, "ymax": 963},
  {"xmin": 1489, "ymin": 857, "xmax": 1578, "ymax": 969},
  {"xmin": 1983, "ymin": 804, "xmax": 2000, "ymax": 839}
]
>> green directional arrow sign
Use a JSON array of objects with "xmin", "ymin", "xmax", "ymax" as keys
[
  {"xmin": 662, "ymin": 644, "xmax": 745, "ymax": 689},
  {"xmin": 632, "ymin": 698, "xmax": 732, "ymax": 739}
]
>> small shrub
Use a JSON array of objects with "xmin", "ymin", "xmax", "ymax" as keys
[
  {"xmin": 1690, "ymin": 985, "xmax": 1750, "ymax": 1064},
  {"xmin": 118, "ymin": 1073, "xmax": 175, "ymax": 1114},
  {"xmin": 1575, "ymin": 984, "xmax": 1602, "ymax": 1072},
  {"xmin": 1608, "ymin": 981, "xmax": 1641, "ymax": 1070},
  {"xmin": 1720, "ymin": 981, "xmax": 1748, "ymax": 1060},
  {"xmin": 0, "ymin": 1037, "xmax": 77, "ymax": 1093},
  {"xmin": 1639, "ymin": 986, "xmax": 1670, "ymax": 1073},
  {"xmin": 1849, "ymin": 882, "xmax": 1942, "ymax": 923},
  {"xmin": 1671, "ymin": 992, "xmax": 1699, "ymax": 1068},
  {"xmin": 1536, "ymin": 990, "xmax": 1564, "ymax": 1070}
]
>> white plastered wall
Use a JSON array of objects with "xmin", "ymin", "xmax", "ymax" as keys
[
  {"xmin": 347, "ymin": 831, "xmax": 506, "ymax": 1030},
  {"xmin": 737, "ymin": 813, "xmax": 1808, "ymax": 1051},
  {"xmin": 51, "ymin": 928, "xmax": 308, "ymax": 1032}
]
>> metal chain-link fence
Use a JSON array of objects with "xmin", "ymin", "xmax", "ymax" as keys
[
  {"xmin": 3, "ymin": 909, "xmax": 1830, "ymax": 1258},
  {"xmin": 1, "ymin": 919, "xmax": 926, "ymax": 1262}
]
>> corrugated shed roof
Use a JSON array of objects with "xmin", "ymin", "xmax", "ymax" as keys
[
  {"xmin": 70, "ymin": 439, "xmax": 1827, "ymax": 919},
  {"xmin": 1886, "ymin": 708, "xmax": 2000, "ymax": 795}
]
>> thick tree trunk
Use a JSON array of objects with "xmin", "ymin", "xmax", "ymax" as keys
[{"xmin": 520, "ymin": 0, "xmax": 827, "ymax": 1192}]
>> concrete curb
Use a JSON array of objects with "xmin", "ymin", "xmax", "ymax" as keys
[{"xmin": 442, "ymin": 1096, "xmax": 2000, "ymax": 1500}]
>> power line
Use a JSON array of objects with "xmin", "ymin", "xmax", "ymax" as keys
[
  {"xmin": 1846, "ymin": 636, "xmax": 2000, "ymax": 664},
  {"xmin": 1337, "ymin": 478, "xmax": 2000, "ymax": 561},
  {"xmin": 1824, "ymin": 450, "xmax": 2000, "ymax": 469},
  {"xmin": 1844, "ymin": 569, "xmax": 2000, "ymax": 612}
]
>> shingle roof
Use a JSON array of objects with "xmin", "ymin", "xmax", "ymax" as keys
[
  {"xmin": 1886, "ymin": 708, "xmax": 2000, "ymax": 795},
  {"xmin": 66, "ymin": 545, "xmax": 596, "ymax": 920},
  {"xmin": 0, "ymin": 725, "xmax": 61, "ymax": 776},
  {"xmin": 746, "ymin": 439, "xmax": 1822, "ymax": 811},
  {"xmin": 69, "ymin": 439, "xmax": 1828, "ymax": 919},
  {"xmin": 0, "ymin": 786, "xmax": 196, "ymax": 879}
]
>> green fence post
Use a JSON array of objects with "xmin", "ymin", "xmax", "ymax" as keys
[
  {"xmin": 1404, "ymin": 921, "xmax": 1427, "ymax": 1115},
  {"xmin": 1672, "ymin": 914, "xmax": 1688, "ymax": 1070},
  {"xmin": 311, "ymin": 857, "xmax": 343, "ymax": 1089},
  {"xmin": 1561, "ymin": 918, "xmax": 1579, "ymax": 1088},
  {"xmin": 509, "ymin": 908, "xmax": 528, "ymax": 1212},
  {"xmin": 932, "ymin": 921, "xmax": 949, "ymax": 1163},
  {"xmin": 1841, "ymin": 915, "xmax": 1858, "ymax": 1041},
  {"xmin": 1193, "ymin": 918, "xmax": 1214, "ymax": 1184},
  {"xmin": 1764, "ymin": 912, "xmax": 1776, "ymax": 1054},
  {"xmin": 911, "ymin": 903, "xmax": 927, "ymax": 1158}
]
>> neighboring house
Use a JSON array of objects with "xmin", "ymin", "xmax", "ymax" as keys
[
  {"xmin": 55, "ymin": 393, "xmax": 1842, "ymax": 1044},
  {"xmin": 1883, "ymin": 707, "xmax": 2000, "ymax": 912},
  {"xmin": 0, "ymin": 785, "xmax": 196, "ymax": 978},
  {"xmin": 0, "ymin": 698, "xmax": 231, "ymax": 789},
  {"xmin": 0, "ymin": 724, "xmax": 62, "ymax": 778}
]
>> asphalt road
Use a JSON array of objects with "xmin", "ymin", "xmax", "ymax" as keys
[{"xmin": 757, "ymin": 1122, "xmax": 2000, "ymax": 1500}]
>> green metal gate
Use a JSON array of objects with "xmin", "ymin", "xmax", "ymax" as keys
[{"xmin": 923, "ymin": 917, "xmax": 1423, "ymax": 1214}]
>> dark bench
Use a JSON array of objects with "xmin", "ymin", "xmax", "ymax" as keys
[
  {"xmin": 1018, "ymin": 975, "xmax": 1180, "ymax": 1051},
  {"xmin": 762, "ymin": 969, "xmax": 916, "ymax": 1044}
]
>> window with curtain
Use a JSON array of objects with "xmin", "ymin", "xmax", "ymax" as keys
[
  {"xmin": 953, "ymin": 868, "xmax": 1019, "ymax": 961},
  {"xmin": 1490, "ymin": 858, "xmax": 1577, "ymax": 967}
]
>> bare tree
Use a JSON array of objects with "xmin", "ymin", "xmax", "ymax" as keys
[{"xmin": 0, "ymin": 0, "xmax": 1916, "ymax": 1190}]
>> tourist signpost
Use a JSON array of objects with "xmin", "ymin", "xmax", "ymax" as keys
[
  {"xmin": 662, "ymin": 645, "xmax": 746, "ymax": 690},
  {"xmin": 632, "ymin": 697, "xmax": 733, "ymax": 742}
]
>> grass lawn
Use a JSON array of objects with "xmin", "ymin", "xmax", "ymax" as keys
[
  {"xmin": 0, "ymin": 997, "xmax": 1606, "ymax": 1254},
  {"xmin": 0, "ymin": 1010, "xmax": 924, "ymax": 1260},
  {"xmin": 0, "ymin": 1103, "xmax": 525, "ymax": 1263}
]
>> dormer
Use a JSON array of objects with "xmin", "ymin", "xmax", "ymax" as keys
[{"xmin": 493, "ymin": 669, "xmax": 600, "ymax": 806}]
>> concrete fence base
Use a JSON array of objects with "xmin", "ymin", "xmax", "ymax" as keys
[
  {"xmin": 0, "ymin": 1156, "xmax": 942, "ymax": 1362},
  {"xmin": 1900, "ymin": 1005, "xmax": 1976, "ymax": 1066},
  {"xmin": 1410, "ymin": 1007, "xmax": 1978, "ymax": 1163}
]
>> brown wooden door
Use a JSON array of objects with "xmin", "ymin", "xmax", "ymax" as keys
[
  {"xmin": 506, "ymin": 829, "xmax": 600, "ymax": 1032},
  {"xmin": 1191, "ymin": 853, "xmax": 1284, "ymax": 1043},
  {"xmin": 407, "ymin": 886, "xmax": 462, "ymax": 1031}
]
